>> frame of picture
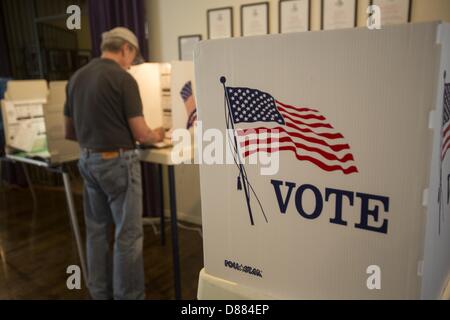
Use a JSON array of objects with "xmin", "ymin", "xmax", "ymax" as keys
[
  {"xmin": 321, "ymin": 0, "xmax": 358, "ymax": 30},
  {"xmin": 279, "ymin": 0, "xmax": 311, "ymax": 33},
  {"xmin": 240, "ymin": 2, "xmax": 270, "ymax": 37},
  {"xmin": 370, "ymin": 0, "xmax": 412, "ymax": 25},
  {"xmin": 207, "ymin": 7, "xmax": 234, "ymax": 39},
  {"xmin": 178, "ymin": 34, "xmax": 202, "ymax": 61}
]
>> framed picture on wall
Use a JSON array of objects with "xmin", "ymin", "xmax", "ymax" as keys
[
  {"xmin": 240, "ymin": 2, "xmax": 270, "ymax": 37},
  {"xmin": 279, "ymin": 0, "xmax": 311, "ymax": 33},
  {"xmin": 370, "ymin": 0, "xmax": 412, "ymax": 26},
  {"xmin": 207, "ymin": 7, "xmax": 234, "ymax": 39},
  {"xmin": 178, "ymin": 35, "xmax": 202, "ymax": 61},
  {"xmin": 321, "ymin": 0, "xmax": 358, "ymax": 30}
]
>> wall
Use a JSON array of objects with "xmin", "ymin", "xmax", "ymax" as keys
[
  {"xmin": 145, "ymin": 0, "xmax": 450, "ymax": 225},
  {"xmin": 147, "ymin": 0, "xmax": 450, "ymax": 62}
]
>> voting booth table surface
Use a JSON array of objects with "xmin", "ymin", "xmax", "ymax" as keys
[
  {"xmin": 0, "ymin": 80, "xmax": 87, "ymax": 284},
  {"xmin": 195, "ymin": 22, "xmax": 450, "ymax": 299}
]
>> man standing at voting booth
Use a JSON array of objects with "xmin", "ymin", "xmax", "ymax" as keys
[{"xmin": 64, "ymin": 27, "xmax": 164, "ymax": 300}]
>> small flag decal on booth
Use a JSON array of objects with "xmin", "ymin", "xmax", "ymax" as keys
[{"xmin": 180, "ymin": 80, "xmax": 197, "ymax": 129}]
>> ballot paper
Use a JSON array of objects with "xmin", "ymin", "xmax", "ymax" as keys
[
  {"xmin": 6, "ymin": 125, "xmax": 18, "ymax": 144},
  {"xmin": 9, "ymin": 119, "xmax": 39, "ymax": 152},
  {"xmin": 3, "ymin": 99, "xmax": 47, "ymax": 152},
  {"xmin": 29, "ymin": 103, "xmax": 44, "ymax": 117},
  {"xmin": 4, "ymin": 101, "xmax": 18, "ymax": 124}
]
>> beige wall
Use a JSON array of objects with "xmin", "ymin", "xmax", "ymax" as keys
[
  {"xmin": 146, "ymin": 0, "xmax": 450, "ymax": 62},
  {"xmin": 146, "ymin": 0, "xmax": 450, "ymax": 224}
]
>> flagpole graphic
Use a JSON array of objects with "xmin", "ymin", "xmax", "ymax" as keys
[{"xmin": 220, "ymin": 76, "xmax": 268, "ymax": 226}]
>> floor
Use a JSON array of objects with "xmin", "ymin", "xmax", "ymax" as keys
[{"xmin": 0, "ymin": 185, "xmax": 204, "ymax": 300}]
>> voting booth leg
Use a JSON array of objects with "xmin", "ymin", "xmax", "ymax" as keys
[
  {"xmin": 159, "ymin": 164, "xmax": 166, "ymax": 246},
  {"xmin": 62, "ymin": 171, "xmax": 88, "ymax": 286},
  {"xmin": 21, "ymin": 163, "xmax": 38, "ymax": 213},
  {"xmin": 0, "ymin": 160, "xmax": 4, "ymax": 189},
  {"xmin": 168, "ymin": 165, "xmax": 181, "ymax": 300}
]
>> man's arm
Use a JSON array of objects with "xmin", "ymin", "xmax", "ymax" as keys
[
  {"xmin": 128, "ymin": 116, "xmax": 164, "ymax": 145},
  {"xmin": 65, "ymin": 116, "xmax": 77, "ymax": 141}
]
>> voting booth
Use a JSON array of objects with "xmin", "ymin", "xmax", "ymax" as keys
[
  {"xmin": 0, "ymin": 80, "xmax": 86, "ymax": 284},
  {"xmin": 1, "ymin": 80, "xmax": 79, "ymax": 164},
  {"xmin": 170, "ymin": 61, "xmax": 197, "ymax": 131},
  {"xmin": 195, "ymin": 22, "xmax": 450, "ymax": 299},
  {"xmin": 130, "ymin": 61, "xmax": 198, "ymax": 132},
  {"xmin": 129, "ymin": 63, "xmax": 172, "ymax": 130}
]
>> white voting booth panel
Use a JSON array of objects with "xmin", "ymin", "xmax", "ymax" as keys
[
  {"xmin": 1, "ymin": 80, "xmax": 78, "ymax": 164},
  {"xmin": 2, "ymin": 80, "xmax": 47, "ymax": 153},
  {"xmin": 45, "ymin": 81, "xmax": 79, "ymax": 164},
  {"xmin": 195, "ymin": 22, "xmax": 450, "ymax": 299},
  {"xmin": 129, "ymin": 63, "xmax": 171, "ymax": 129},
  {"xmin": 170, "ymin": 61, "xmax": 196, "ymax": 130}
]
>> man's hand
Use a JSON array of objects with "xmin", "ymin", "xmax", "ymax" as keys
[
  {"xmin": 128, "ymin": 116, "xmax": 165, "ymax": 145},
  {"xmin": 153, "ymin": 127, "xmax": 165, "ymax": 143}
]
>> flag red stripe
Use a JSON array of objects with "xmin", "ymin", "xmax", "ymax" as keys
[
  {"xmin": 278, "ymin": 106, "xmax": 326, "ymax": 121},
  {"xmin": 442, "ymin": 134, "xmax": 450, "ymax": 152},
  {"xmin": 275, "ymin": 100, "xmax": 319, "ymax": 113},
  {"xmin": 284, "ymin": 121, "xmax": 344, "ymax": 140},
  {"xmin": 245, "ymin": 117, "xmax": 344, "ymax": 139},
  {"xmin": 442, "ymin": 145, "xmax": 450, "ymax": 160},
  {"xmin": 243, "ymin": 146, "xmax": 358, "ymax": 175},
  {"xmin": 442, "ymin": 139, "xmax": 450, "ymax": 160},
  {"xmin": 280, "ymin": 111, "xmax": 333, "ymax": 129},
  {"xmin": 236, "ymin": 127, "xmax": 350, "ymax": 152},
  {"xmin": 240, "ymin": 135, "xmax": 355, "ymax": 163},
  {"xmin": 443, "ymin": 151, "xmax": 448, "ymax": 161},
  {"xmin": 443, "ymin": 122, "xmax": 450, "ymax": 137}
]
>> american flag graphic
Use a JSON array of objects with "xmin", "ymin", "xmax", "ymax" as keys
[
  {"xmin": 441, "ymin": 83, "xmax": 450, "ymax": 161},
  {"xmin": 180, "ymin": 81, "xmax": 193, "ymax": 102},
  {"xmin": 180, "ymin": 81, "xmax": 197, "ymax": 129},
  {"xmin": 226, "ymin": 86, "xmax": 358, "ymax": 175}
]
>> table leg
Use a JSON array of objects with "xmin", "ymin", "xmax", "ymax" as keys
[
  {"xmin": 62, "ymin": 170, "xmax": 89, "ymax": 287},
  {"xmin": 21, "ymin": 162, "xmax": 38, "ymax": 213},
  {"xmin": 168, "ymin": 165, "xmax": 181, "ymax": 300},
  {"xmin": 159, "ymin": 164, "xmax": 165, "ymax": 246},
  {"xmin": 0, "ymin": 159, "xmax": 4, "ymax": 189}
]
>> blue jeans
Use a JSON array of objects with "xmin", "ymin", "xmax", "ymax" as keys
[{"xmin": 78, "ymin": 150, "xmax": 145, "ymax": 300}]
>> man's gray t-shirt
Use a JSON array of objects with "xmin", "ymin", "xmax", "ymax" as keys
[{"xmin": 64, "ymin": 58, "xmax": 143, "ymax": 150}]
